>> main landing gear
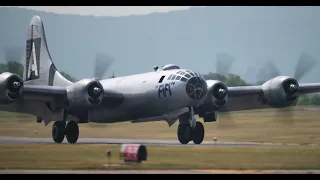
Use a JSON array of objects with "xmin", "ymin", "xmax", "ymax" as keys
[
  {"xmin": 177, "ymin": 107, "xmax": 205, "ymax": 145},
  {"xmin": 52, "ymin": 121, "xmax": 79, "ymax": 144}
]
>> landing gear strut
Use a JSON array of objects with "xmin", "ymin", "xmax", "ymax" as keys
[
  {"xmin": 52, "ymin": 121, "xmax": 79, "ymax": 144},
  {"xmin": 177, "ymin": 107, "xmax": 205, "ymax": 145}
]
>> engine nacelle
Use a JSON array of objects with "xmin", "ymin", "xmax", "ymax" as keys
[
  {"xmin": 66, "ymin": 78, "xmax": 104, "ymax": 111},
  {"xmin": 261, "ymin": 76, "xmax": 299, "ymax": 107},
  {"xmin": 0, "ymin": 72, "xmax": 23, "ymax": 104},
  {"xmin": 197, "ymin": 80, "xmax": 228, "ymax": 112}
]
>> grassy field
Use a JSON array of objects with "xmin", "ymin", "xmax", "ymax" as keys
[
  {"xmin": 0, "ymin": 144, "xmax": 320, "ymax": 170},
  {"xmin": 0, "ymin": 106, "xmax": 320, "ymax": 144}
]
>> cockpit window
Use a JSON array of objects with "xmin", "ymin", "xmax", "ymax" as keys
[
  {"xmin": 180, "ymin": 77, "xmax": 188, "ymax": 82},
  {"xmin": 184, "ymin": 70, "xmax": 195, "ymax": 77},
  {"xmin": 188, "ymin": 77, "xmax": 198, "ymax": 84},
  {"xmin": 164, "ymin": 70, "xmax": 205, "ymax": 83},
  {"xmin": 175, "ymin": 76, "xmax": 181, "ymax": 80}
]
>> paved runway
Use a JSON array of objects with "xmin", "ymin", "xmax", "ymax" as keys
[
  {"xmin": 0, "ymin": 108, "xmax": 319, "ymax": 174},
  {"xmin": 1, "ymin": 169, "xmax": 319, "ymax": 174},
  {"xmin": 1, "ymin": 108, "xmax": 319, "ymax": 147},
  {"xmin": 0, "ymin": 136, "xmax": 311, "ymax": 147}
]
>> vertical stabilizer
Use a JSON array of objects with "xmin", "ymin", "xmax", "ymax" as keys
[{"xmin": 23, "ymin": 15, "xmax": 73, "ymax": 86}]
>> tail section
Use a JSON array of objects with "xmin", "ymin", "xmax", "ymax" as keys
[{"xmin": 23, "ymin": 15, "xmax": 73, "ymax": 86}]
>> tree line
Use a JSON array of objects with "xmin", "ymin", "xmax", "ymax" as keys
[{"xmin": 0, "ymin": 61, "xmax": 317, "ymax": 106}]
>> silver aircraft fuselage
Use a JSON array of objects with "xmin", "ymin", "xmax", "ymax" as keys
[{"xmin": 89, "ymin": 68, "xmax": 208, "ymax": 123}]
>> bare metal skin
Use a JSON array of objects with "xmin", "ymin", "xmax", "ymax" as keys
[{"xmin": 0, "ymin": 16, "xmax": 320, "ymax": 145}]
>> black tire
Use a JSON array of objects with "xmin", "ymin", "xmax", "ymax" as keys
[
  {"xmin": 65, "ymin": 121, "xmax": 79, "ymax": 144},
  {"xmin": 177, "ymin": 124, "xmax": 191, "ymax": 144},
  {"xmin": 52, "ymin": 121, "xmax": 65, "ymax": 144},
  {"xmin": 193, "ymin": 121, "xmax": 204, "ymax": 144}
]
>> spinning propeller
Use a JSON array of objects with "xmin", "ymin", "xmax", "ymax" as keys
[
  {"xmin": 3, "ymin": 46, "xmax": 24, "ymax": 76},
  {"xmin": 93, "ymin": 53, "xmax": 114, "ymax": 79},
  {"xmin": 3, "ymin": 47, "xmax": 24, "ymax": 93},
  {"xmin": 3, "ymin": 46, "xmax": 24, "ymax": 120},
  {"xmin": 256, "ymin": 53, "xmax": 317, "ymax": 124},
  {"xmin": 208, "ymin": 52, "xmax": 236, "ymax": 128}
]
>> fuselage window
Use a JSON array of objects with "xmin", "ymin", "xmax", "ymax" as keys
[
  {"xmin": 167, "ymin": 74, "xmax": 173, "ymax": 80},
  {"xmin": 159, "ymin": 75, "xmax": 166, "ymax": 83},
  {"xmin": 180, "ymin": 71, "xmax": 186, "ymax": 75},
  {"xmin": 171, "ymin": 75, "xmax": 177, "ymax": 80},
  {"xmin": 175, "ymin": 76, "xmax": 181, "ymax": 80},
  {"xmin": 185, "ymin": 74, "xmax": 191, "ymax": 78}
]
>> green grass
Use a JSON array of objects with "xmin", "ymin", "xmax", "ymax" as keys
[
  {"xmin": 1, "ymin": 106, "xmax": 320, "ymax": 145},
  {"xmin": 0, "ymin": 144, "xmax": 319, "ymax": 170}
]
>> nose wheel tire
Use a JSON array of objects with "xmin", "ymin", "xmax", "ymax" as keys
[
  {"xmin": 52, "ymin": 121, "xmax": 66, "ymax": 144},
  {"xmin": 192, "ymin": 121, "xmax": 204, "ymax": 144},
  {"xmin": 177, "ymin": 122, "xmax": 205, "ymax": 145},
  {"xmin": 177, "ymin": 124, "xmax": 193, "ymax": 144},
  {"xmin": 65, "ymin": 121, "xmax": 79, "ymax": 144}
]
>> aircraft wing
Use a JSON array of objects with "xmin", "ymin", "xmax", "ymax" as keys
[
  {"xmin": 227, "ymin": 86, "xmax": 262, "ymax": 97},
  {"xmin": 296, "ymin": 83, "xmax": 320, "ymax": 94},
  {"xmin": 22, "ymin": 85, "xmax": 68, "ymax": 103},
  {"xmin": 219, "ymin": 83, "xmax": 320, "ymax": 112},
  {"xmin": 219, "ymin": 86, "xmax": 266, "ymax": 112}
]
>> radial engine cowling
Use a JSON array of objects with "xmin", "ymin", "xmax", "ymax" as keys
[
  {"xmin": 0, "ymin": 72, "xmax": 23, "ymax": 104},
  {"xmin": 199, "ymin": 80, "xmax": 228, "ymax": 111},
  {"xmin": 261, "ymin": 76, "xmax": 299, "ymax": 107},
  {"xmin": 66, "ymin": 78, "xmax": 104, "ymax": 110}
]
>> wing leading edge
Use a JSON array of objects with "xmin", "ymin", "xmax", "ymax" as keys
[
  {"xmin": 21, "ymin": 85, "xmax": 68, "ymax": 103},
  {"xmin": 297, "ymin": 83, "xmax": 320, "ymax": 94},
  {"xmin": 221, "ymin": 83, "xmax": 320, "ymax": 112}
]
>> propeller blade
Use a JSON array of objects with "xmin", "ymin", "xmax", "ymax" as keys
[
  {"xmin": 256, "ymin": 60, "xmax": 280, "ymax": 83},
  {"xmin": 255, "ymin": 58, "xmax": 295, "ymax": 124},
  {"xmin": 294, "ymin": 52, "xmax": 317, "ymax": 81},
  {"xmin": 217, "ymin": 111, "xmax": 236, "ymax": 129},
  {"xmin": 4, "ymin": 47, "xmax": 24, "ymax": 63},
  {"xmin": 3, "ymin": 47, "xmax": 24, "ymax": 120},
  {"xmin": 3, "ymin": 47, "xmax": 24, "ymax": 77},
  {"xmin": 111, "ymin": 71, "xmax": 115, "ymax": 78},
  {"xmin": 274, "ymin": 107, "xmax": 295, "ymax": 125},
  {"xmin": 255, "ymin": 53, "xmax": 317, "ymax": 125},
  {"xmin": 215, "ymin": 52, "xmax": 236, "ymax": 128},
  {"xmin": 216, "ymin": 52, "xmax": 235, "ymax": 76},
  {"xmin": 278, "ymin": 53, "xmax": 317, "ymax": 125},
  {"xmin": 243, "ymin": 66, "xmax": 258, "ymax": 85},
  {"xmin": 94, "ymin": 53, "xmax": 114, "ymax": 79}
]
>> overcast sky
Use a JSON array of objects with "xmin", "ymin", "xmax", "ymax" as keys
[{"xmin": 10, "ymin": 6, "xmax": 195, "ymax": 17}]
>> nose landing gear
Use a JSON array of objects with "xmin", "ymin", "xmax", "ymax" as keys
[
  {"xmin": 177, "ymin": 107, "xmax": 205, "ymax": 145},
  {"xmin": 52, "ymin": 120, "xmax": 79, "ymax": 144}
]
